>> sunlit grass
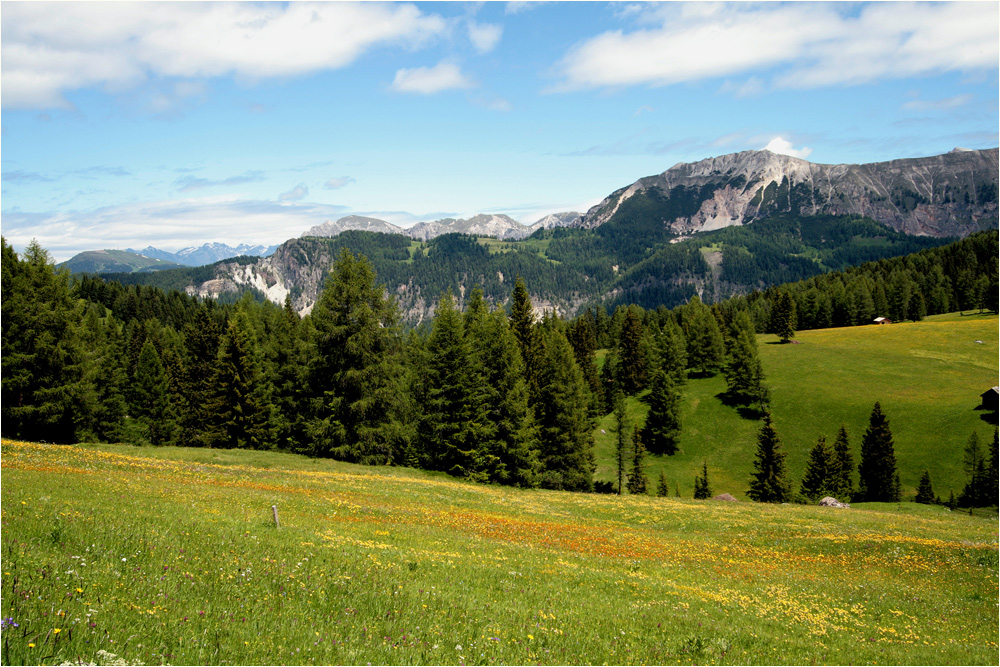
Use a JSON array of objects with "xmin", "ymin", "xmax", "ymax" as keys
[{"xmin": 2, "ymin": 439, "xmax": 996, "ymax": 665}]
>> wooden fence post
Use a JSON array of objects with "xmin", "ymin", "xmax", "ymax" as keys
[{"xmin": 272, "ymin": 505, "xmax": 280, "ymax": 529}]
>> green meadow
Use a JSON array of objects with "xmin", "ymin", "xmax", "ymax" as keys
[
  {"xmin": 1, "ymin": 439, "xmax": 997, "ymax": 666},
  {"xmin": 2, "ymin": 313, "xmax": 998, "ymax": 666},
  {"xmin": 594, "ymin": 312, "xmax": 999, "ymax": 501}
]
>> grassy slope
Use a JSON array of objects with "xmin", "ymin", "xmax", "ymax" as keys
[
  {"xmin": 594, "ymin": 312, "xmax": 999, "ymax": 500},
  {"xmin": 2, "ymin": 440, "xmax": 996, "ymax": 666}
]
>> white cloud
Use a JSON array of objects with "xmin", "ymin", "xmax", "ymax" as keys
[
  {"xmin": 551, "ymin": 2, "xmax": 999, "ymax": 92},
  {"xmin": 1, "ymin": 2, "xmax": 448, "ymax": 109},
  {"xmin": 324, "ymin": 176, "xmax": 356, "ymax": 190},
  {"xmin": 762, "ymin": 137, "xmax": 813, "ymax": 160},
  {"xmin": 1, "ymin": 196, "xmax": 351, "ymax": 261},
  {"xmin": 391, "ymin": 62, "xmax": 474, "ymax": 94},
  {"xmin": 279, "ymin": 184, "xmax": 309, "ymax": 202},
  {"xmin": 467, "ymin": 21, "xmax": 503, "ymax": 54},
  {"xmin": 902, "ymin": 94, "xmax": 974, "ymax": 112}
]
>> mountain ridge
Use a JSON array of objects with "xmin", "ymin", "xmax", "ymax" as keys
[{"xmin": 577, "ymin": 147, "xmax": 998, "ymax": 237}]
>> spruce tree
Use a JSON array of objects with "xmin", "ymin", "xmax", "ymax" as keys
[
  {"xmin": 693, "ymin": 461, "xmax": 712, "ymax": 499},
  {"xmin": 612, "ymin": 390, "xmax": 631, "ymax": 495},
  {"xmin": 800, "ymin": 436, "xmax": 835, "ymax": 501},
  {"xmin": 307, "ymin": 248, "xmax": 409, "ymax": 465},
  {"xmin": 770, "ymin": 290, "xmax": 797, "ymax": 343},
  {"xmin": 420, "ymin": 291, "xmax": 480, "ymax": 478},
  {"xmin": 627, "ymin": 430, "xmax": 648, "ymax": 495},
  {"xmin": 915, "ymin": 470, "xmax": 937, "ymax": 504},
  {"xmin": 509, "ymin": 275, "xmax": 537, "ymax": 382},
  {"xmin": 830, "ymin": 425, "xmax": 855, "ymax": 501},
  {"xmin": 1, "ymin": 238, "xmax": 89, "ymax": 443},
  {"xmin": 723, "ymin": 309, "xmax": 769, "ymax": 411},
  {"xmin": 567, "ymin": 312, "xmax": 603, "ymax": 415},
  {"xmin": 133, "ymin": 340, "xmax": 172, "ymax": 446},
  {"xmin": 747, "ymin": 412, "xmax": 792, "ymax": 503},
  {"xmin": 656, "ymin": 317, "xmax": 688, "ymax": 386},
  {"xmin": 617, "ymin": 306, "xmax": 647, "ymax": 394},
  {"xmin": 641, "ymin": 368, "xmax": 682, "ymax": 455},
  {"xmin": 856, "ymin": 402, "xmax": 899, "ymax": 502},
  {"xmin": 208, "ymin": 309, "xmax": 274, "ymax": 450},
  {"xmin": 534, "ymin": 325, "xmax": 596, "ymax": 492},
  {"xmin": 684, "ymin": 296, "xmax": 725, "ymax": 376},
  {"xmin": 656, "ymin": 470, "xmax": 669, "ymax": 497},
  {"xmin": 959, "ymin": 431, "xmax": 990, "ymax": 507},
  {"xmin": 465, "ymin": 290, "xmax": 541, "ymax": 486},
  {"xmin": 990, "ymin": 429, "xmax": 999, "ymax": 503}
]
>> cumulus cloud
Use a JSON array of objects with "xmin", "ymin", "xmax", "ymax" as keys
[
  {"xmin": 551, "ymin": 2, "xmax": 999, "ymax": 92},
  {"xmin": 467, "ymin": 21, "xmax": 503, "ymax": 54},
  {"xmin": 324, "ymin": 176, "xmax": 356, "ymax": 190},
  {"xmin": 1, "ymin": 196, "xmax": 351, "ymax": 261},
  {"xmin": 279, "ymin": 184, "xmax": 309, "ymax": 201},
  {"xmin": 391, "ymin": 62, "xmax": 474, "ymax": 94},
  {"xmin": 1, "ymin": 2, "xmax": 448, "ymax": 109},
  {"xmin": 762, "ymin": 137, "xmax": 813, "ymax": 160}
]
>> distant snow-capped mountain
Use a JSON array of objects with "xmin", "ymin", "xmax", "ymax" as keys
[{"xmin": 127, "ymin": 242, "xmax": 278, "ymax": 267}]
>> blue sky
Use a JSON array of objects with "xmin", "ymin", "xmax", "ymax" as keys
[{"xmin": 2, "ymin": 1, "xmax": 997, "ymax": 261}]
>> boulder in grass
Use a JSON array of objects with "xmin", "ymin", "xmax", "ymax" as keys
[
  {"xmin": 712, "ymin": 493, "xmax": 738, "ymax": 502},
  {"xmin": 818, "ymin": 496, "xmax": 850, "ymax": 508}
]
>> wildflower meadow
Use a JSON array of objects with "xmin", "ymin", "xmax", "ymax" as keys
[{"xmin": 1, "ymin": 439, "xmax": 997, "ymax": 665}]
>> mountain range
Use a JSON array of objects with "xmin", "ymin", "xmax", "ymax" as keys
[
  {"xmin": 302, "ymin": 212, "xmax": 582, "ymax": 242},
  {"xmin": 76, "ymin": 147, "xmax": 998, "ymax": 321}
]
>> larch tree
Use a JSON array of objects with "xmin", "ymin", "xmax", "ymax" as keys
[
  {"xmin": 723, "ymin": 309, "xmax": 770, "ymax": 412},
  {"xmin": 770, "ymin": 290, "xmax": 797, "ymax": 343}
]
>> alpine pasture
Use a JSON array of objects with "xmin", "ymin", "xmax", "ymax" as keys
[{"xmin": 2, "ymin": 313, "xmax": 998, "ymax": 666}]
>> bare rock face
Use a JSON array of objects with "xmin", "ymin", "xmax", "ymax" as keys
[
  {"xmin": 578, "ymin": 148, "xmax": 999, "ymax": 238},
  {"xmin": 818, "ymin": 496, "xmax": 850, "ymax": 508}
]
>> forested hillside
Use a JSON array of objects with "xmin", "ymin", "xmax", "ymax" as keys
[
  {"xmin": 95, "ymin": 214, "xmax": 954, "ymax": 322},
  {"xmin": 3, "ymin": 230, "xmax": 996, "ymax": 507}
]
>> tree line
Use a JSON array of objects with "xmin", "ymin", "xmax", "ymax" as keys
[{"xmin": 3, "ymin": 232, "xmax": 997, "ymax": 507}]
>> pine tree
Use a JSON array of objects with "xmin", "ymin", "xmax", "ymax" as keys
[
  {"xmin": 567, "ymin": 312, "xmax": 603, "ymax": 415},
  {"xmin": 465, "ymin": 290, "xmax": 541, "ymax": 487},
  {"xmin": 683, "ymin": 296, "xmax": 724, "ymax": 376},
  {"xmin": 307, "ymin": 248, "xmax": 409, "ymax": 465},
  {"xmin": 208, "ymin": 309, "xmax": 273, "ymax": 450},
  {"xmin": 800, "ymin": 436, "xmax": 835, "ymax": 501},
  {"xmin": 656, "ymin": 470, "xmax": 669, "ymax": 497},
  {"xmin": 723, "ymin": 310, "xmax": 769, "ymax": 411},
  {"xmin": 747, "ymin": 412, "xmax": 792, "ymax": 503},
  {"xmin": 856, "ymin": 402, "xmax": 899, "ymax": 502},
  {"xmin": 420, "ymin": 291, "xmax": 480, "ymax": 478},
  {"xmin": 770, "ymin": 290, "xmax": 797, "ymax": 343},
  {"xmin": 656, "ymin": 317, "xmax": 688, "ymax": 386},
  {"xmin": 641, "ymin": 368, "xmax": 682, "ymax": 455},
  {"xmin": 617, "ymin": 306, "xmax": 647, "ymax": 394},
  {"xmin": 830, "ymin": 425, "xmax": 855, "ymax": 501},
  {"xmin": 1, "ymin": 238, "xmax": 89, "ymax": 443},
  {"xmin": 693, "ymin": 461, "xmax": 712, "ymax": 499},
  {"xmin": 959, "ymin": 431, "xmax": 990, "ymax": 507},
  {"xmin": 990, "ymin": 429, "xmax": 999, "ymax": 503},
  {"xmin": 534, "ymin": 325, "xmax": 596, "ymax": 492},
  {"xmin": 509, "ymin": 275, "xmax": 537, "ymax": 382},
  {"xmin": 915, "ymin": 470, "xmax": 937, "ymax": 504},
  {"xmin": 613, "ymin": 390, "xmax": 631, "ymax": 495},
  {"xmin": 132, "ymin": 340, "xmax": 172, "ymax": 446},
  {"xmin": 627, "ymin": 430, "xmax": 648, "ymax": 495}
]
